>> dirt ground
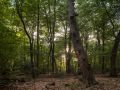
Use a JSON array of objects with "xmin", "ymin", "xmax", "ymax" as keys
[{"xmin": 1, "ymin": 75, "xmax": 120, "ymax": 90}]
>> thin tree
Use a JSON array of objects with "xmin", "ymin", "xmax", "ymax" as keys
[
  {"xmin": 15, "ymin": 0, "xmax": 35, "ymax": 78},
  {"xmin": 63, "ymin": 21, "xmax": 72, "ymax": 73},
  {"xmin": 36, "ymin": 0, "xmax": 40, "ymax": 74}
]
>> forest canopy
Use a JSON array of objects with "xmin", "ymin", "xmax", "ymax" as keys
[{"xmin": 0, "ymin": 0, "xmax": 120, "ymax": 88}]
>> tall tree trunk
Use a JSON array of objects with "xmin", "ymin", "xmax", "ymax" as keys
[
  {"xmin": 64, "ymin": 21, "xmax": 68, "ymax": 73},
  {"xmin": 66, "ymin": 32, "xmax": 72, "ymax": 73},
  {"xmin": 51, "ymin": 0, "xmax": 56, "ymax": 73},
  {"xmin": 45, "ymin": 0, "xmax": 56, "ymax": 73},
  {"xmin": 30, "ymin": 40, "xmax": 35, "ymax": 78},
  {"xmin": 101, "ymin": 27, "xmax": 105, "ymax": 74},
  {"xmin": 110, "ymin": 31, "xmax": 120, "ymax": 76},
  {"xmin": 15, "ymin": 0, "xmax": 35, "ymax": 78},
  {"xmin": 36, "ymin": 0, "xmax": 40, "ymax": 74},
  {"xmin": 96, "ymin": 30, "xmax": 101, "ymax": 69},
  {"xmin": 84, "ymin": 34, "xmax": 88, "ymax": 53},
  {"xmin": 43, "ymin": 4, "xmax": 50, "ymax": 73},
  {"xmin": 64, "ymin": 21, "xmax": 72, "ymax": 74},
  {"xmin": 68, "ymin": 0, "xmax": 95, "ymax": 86},
  {"xmin": 102, "ymin": 1, "xmax": 119, "ymax": 76}
]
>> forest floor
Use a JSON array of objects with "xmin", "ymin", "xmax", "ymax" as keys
[{"xmin": 0, "ymin": 74, "xmax": 120, "ymax": 90}]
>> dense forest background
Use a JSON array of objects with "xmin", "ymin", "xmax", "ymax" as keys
[{"xmin": 1, "ymin": 0, "xmax": 120, "ymax": 87}]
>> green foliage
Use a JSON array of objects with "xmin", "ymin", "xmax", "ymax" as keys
[
  {"xmin": 0, "ymin": 23, "xmax": 20, "ymax": 75},
  {"xmin": 0, "ymin": 0, "xmax": 120, "ymax": 77}
]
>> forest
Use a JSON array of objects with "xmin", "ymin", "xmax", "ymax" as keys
[{"xmin": 0, "ymin": 0, "xmax": 120, "ymax": 90}]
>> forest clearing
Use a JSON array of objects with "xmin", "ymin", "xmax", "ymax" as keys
[
  {"xmin": 1, "ymin": 75, "xmax": 120, "ymax": 90},
  {"xmin": 1, "ymin": 0, "xmax": 120, "ymax": 89}
]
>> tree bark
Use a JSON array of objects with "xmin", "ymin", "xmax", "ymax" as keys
[
  {"xmin": 101, "ymin": 27, "xmax": 105, "ymax": 74},
  {"xmin": 102, "ymin": 2, "xmax": 120, "ymax": 76},
  {"xmin": 96, "ymin": 30, "xmax": 101, "ymax": 69},
  {"xmin": 36, "ymin": 0, "xmax": 40, "ymax": 74},
  {"xmin": 63, "ymin": 21, "xmax": 72, "ymax": 74},
  {"xmin": 64, "ymin": 21, "xmax": 68, "ymax": 73},
  {"xmin": 51, "ymin": 0, "xmax": 56, "ymax": 73},
  {"xmin": 110, "ymin": 31, "xmax": 120, "ymax": 76},
  {"xmin": 15, "ymin": 0, "xmax": 35, "ymax": 78},
  {"xmin": 68, "ymin": 0, "xmax": 95, "ymax": 86},
  {"xmin": 43, "ymin": 4, "xmax": 50, "ymax": 73},
  {"xmin": 66, "ymin": 33, "xmax": 72, "ymax": 73}
]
